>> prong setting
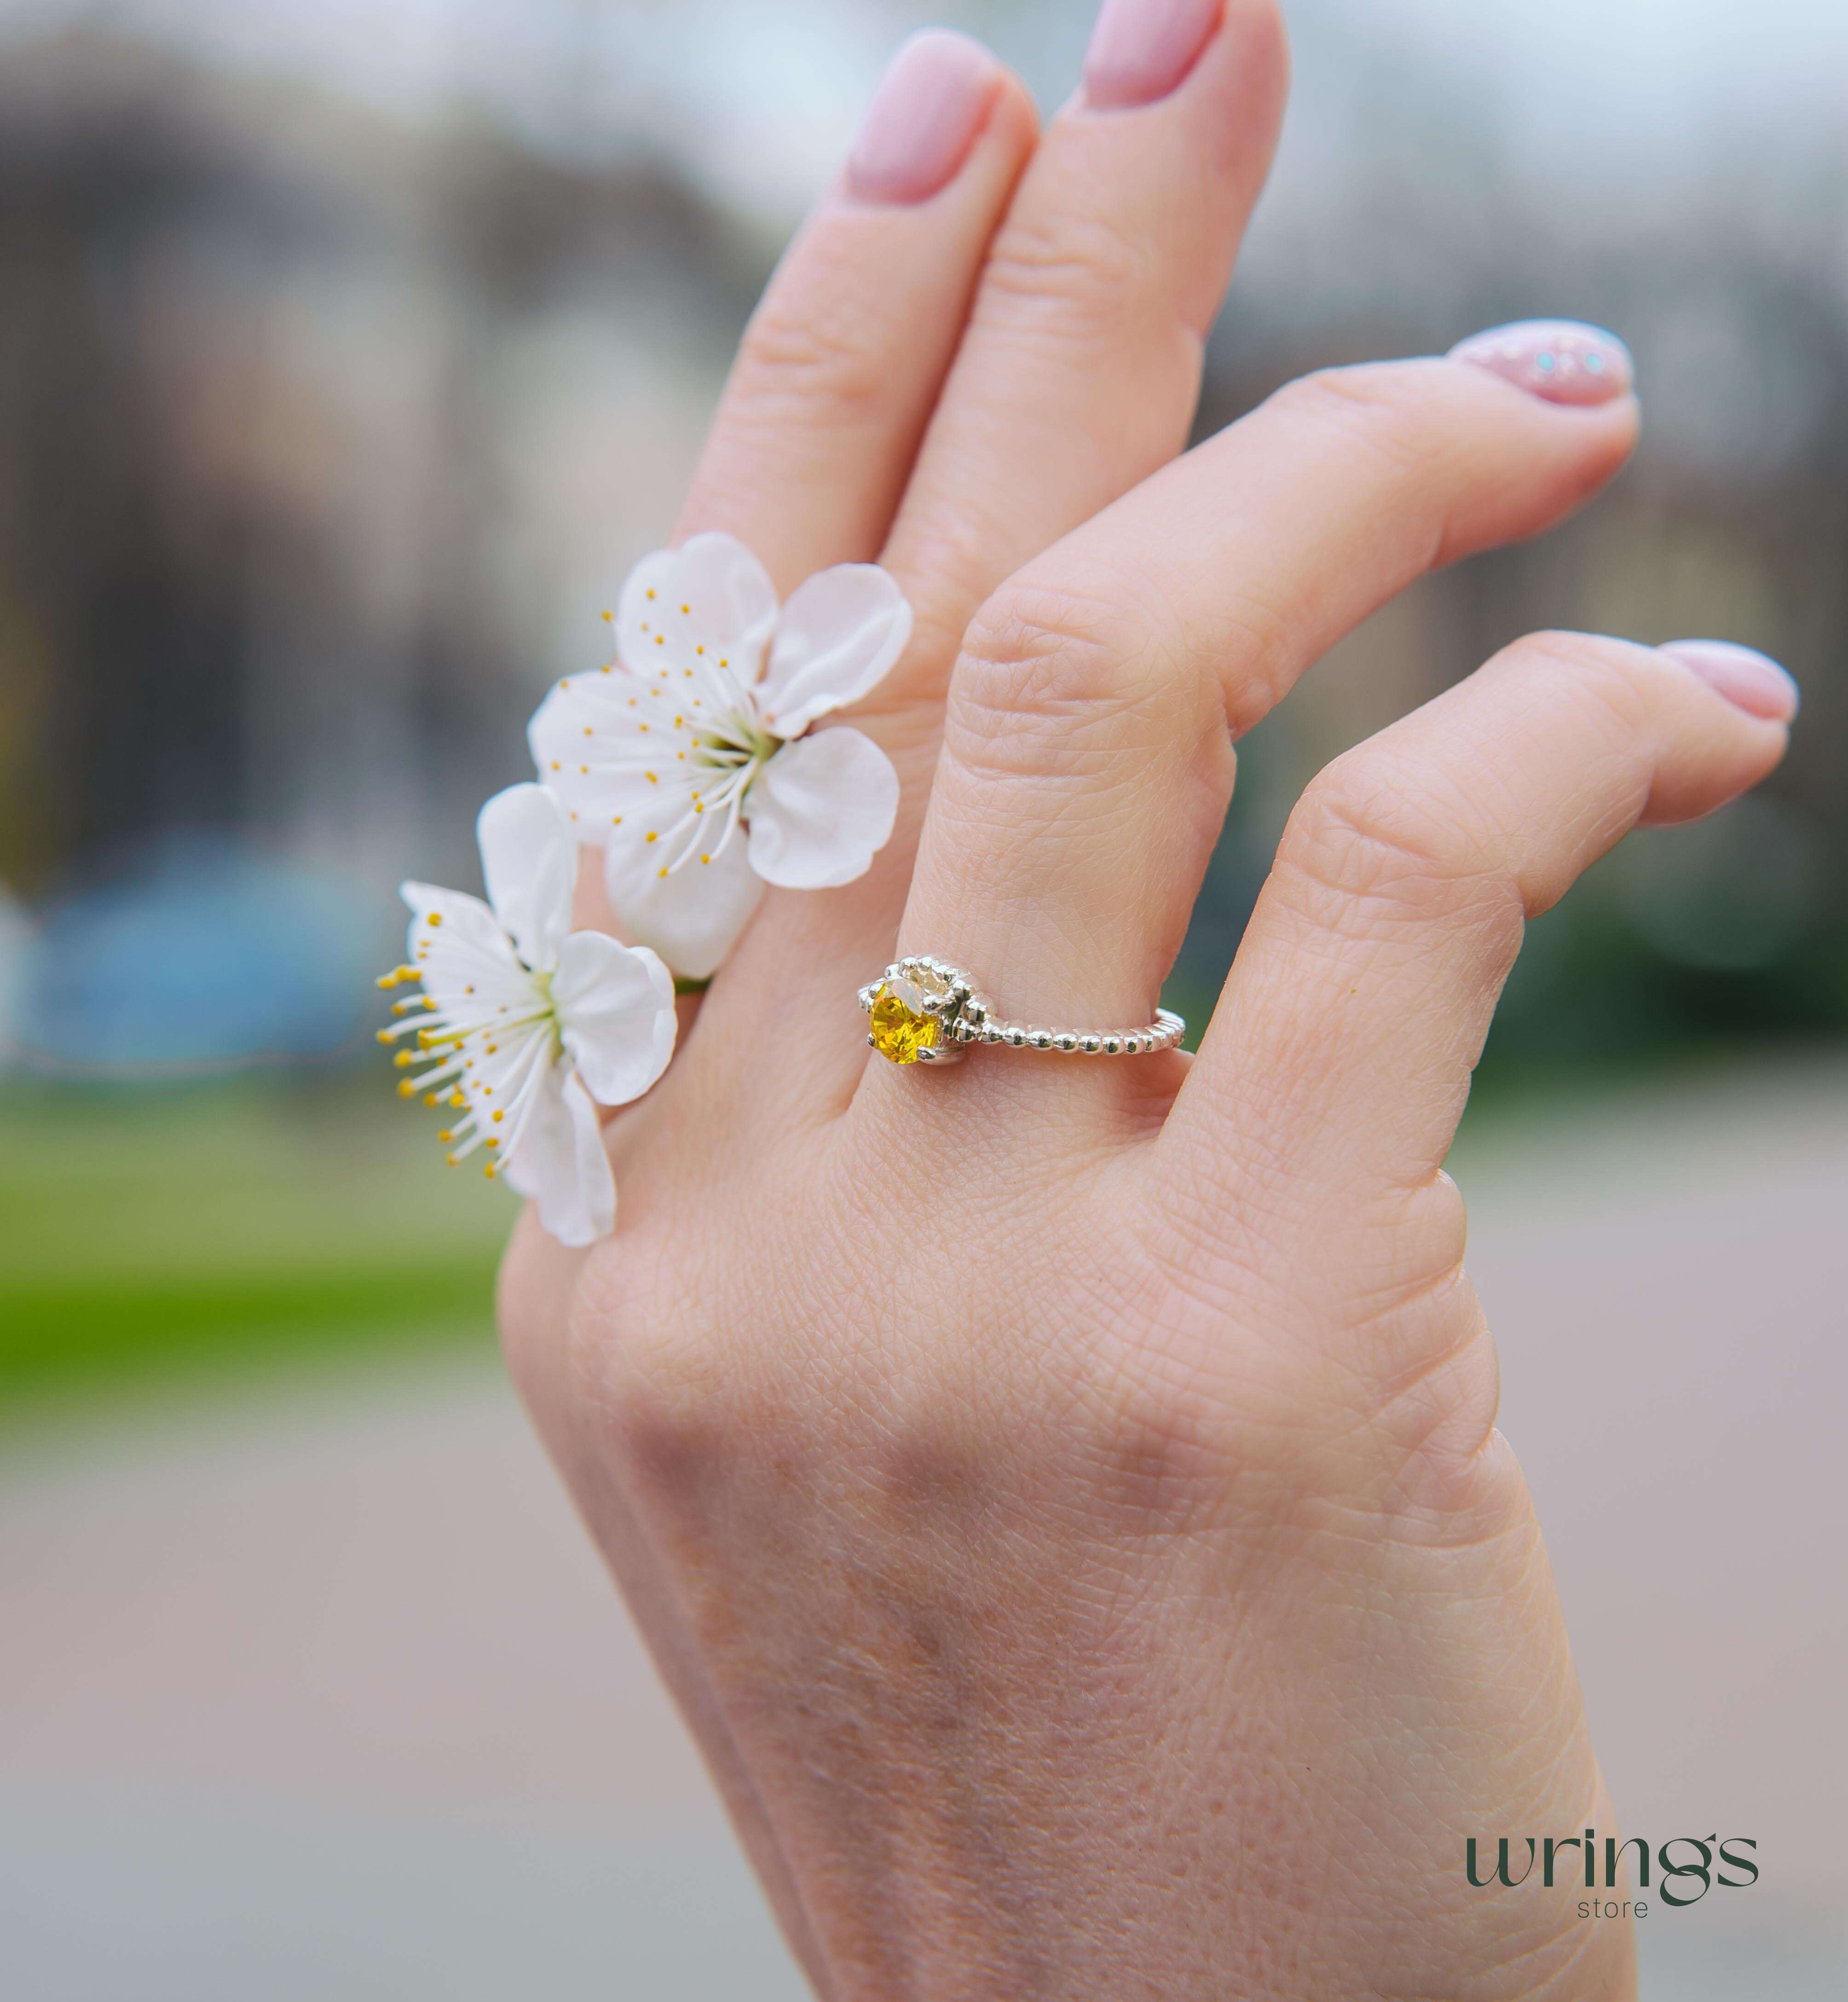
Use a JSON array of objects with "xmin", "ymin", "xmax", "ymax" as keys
[{"xmin": 861, "ymin": 956, "xmax": 1184, "ymax": 1070}]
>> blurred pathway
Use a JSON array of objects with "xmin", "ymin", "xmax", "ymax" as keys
[{"xmin": 2, "ymin": 1059, "xmax": 1844, "ymax": 1999}]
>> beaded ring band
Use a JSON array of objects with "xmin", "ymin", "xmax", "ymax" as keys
[{"xmin": 859, "ymin": 956, "xmax": 1185, "ymax": 1068}]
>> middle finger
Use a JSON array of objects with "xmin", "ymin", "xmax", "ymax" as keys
[{"xmin": 726, "ymin": 0, "xmax": 1290, "ymax": 1077}]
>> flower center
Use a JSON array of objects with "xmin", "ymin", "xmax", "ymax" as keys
[{"xmin": 693, "ymin": 706, "xmax": 778, "ymax": 771}]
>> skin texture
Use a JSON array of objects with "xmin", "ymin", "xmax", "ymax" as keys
[{"xmin": 502, "ymin": 6, "xmax": 1790, "ymax": 1995}]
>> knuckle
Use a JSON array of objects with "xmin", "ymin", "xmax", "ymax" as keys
[
  {"xmin": 1262, "ymin": 363, "xmax": 1462, "ymax": 567},
  {"xmin": 1499, "ymin": 628, "xmax": 1658, "ymax": 734},
  {"xmin": 1266, "ymin": 361, "xmax": 1438, "ymax": 474},
  {"xmin": 977, "ymin": 204, "xmax": 1152, "ymax": 340},
  {"xmin": 1276, "ymin": 751, "xmax": 1522, "ymax": 937},
  {"xmin": 570, "ymin": 1249, "xmax": 738, "ymax": 1512},
  {"xmin": 732, "ymin": 263, "xmax": 901, "ymax": 430},
  {"xmin": 948, "ymin": 572, "xmax": 1184, "ymax": 784}
]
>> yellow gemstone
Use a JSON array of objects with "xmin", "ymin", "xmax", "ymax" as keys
[{"xmin": 869, "ymin": 978, "xmax": 940, "ymax": 1065}]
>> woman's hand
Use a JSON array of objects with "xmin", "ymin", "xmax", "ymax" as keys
[{"xmin": 499, "ymin": 5, "xmax": 1793, "ymax": 1995}]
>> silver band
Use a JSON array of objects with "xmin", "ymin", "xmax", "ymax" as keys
[{"xmin": 859, "ymin": 956, "xmax": 1184, "ymax": 1068}]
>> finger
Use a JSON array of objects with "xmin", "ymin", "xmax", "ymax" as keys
[
  {"xmin": 871, "ymin": 0, "xmax": 1290, "ymax": 718},
  {"xmin": 1167, "ymin": 632, "xmax": 1794, "ymax": 1198},
  {"xmin": 566, "ymin": 34, "xmax": 1034, "ymax": 955},
  {"xmin": 733, "ymin": 0, "xmax": 1287, "ymax": 1097},
  {"xmin": 885, "ymin": 344, "xmax": 1638, "ymax": 1090},
  {"xmin": 674, "ymin": 29, "xmax": 1038, "ymax": 587}
]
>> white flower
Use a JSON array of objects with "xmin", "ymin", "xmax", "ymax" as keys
[
  {"xmin": 527, "ymin": 532, "xmax": 912, "ymax": 979},
  {"xmin": 378, "ymin": 784, "xmax": 676, "ymax": 1248}
]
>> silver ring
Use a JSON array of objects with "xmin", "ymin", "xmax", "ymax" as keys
[{"xmin": 859, "ymin": 956, "xmax": 1185, "ymax": 1068}]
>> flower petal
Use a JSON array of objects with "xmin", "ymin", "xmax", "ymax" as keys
[
  {"xmin": 617, "ymin": 532, "xmax": 779, "ymax": 686},
  {"xmin": 745, "ymin": 727, "xmax": 899, "ymax": 890},
  {"xmin": 528, "ymin": 670, "xmax": 668, "ymax": 837},
  {"xmin": 398, "ymin": 882, "xmax": 534, "ymax": 1013},
  {"xmin": 755, "ymin": 564, "xmax": 912, "ymax": 738},
  {"xmin": 501, "ymin": 1066, "xmax": 615, "ymax": 1248},
  {"xmin": 477, "ymin": 785, "xmax": 576, "ymax": 974},
  {"xmin": 552, "ymin": 931, "xmax": 677, "ymax": 1106},
  {"xmin": 603, "ymin": 832, "xmax": 764, "ymax": 981}
]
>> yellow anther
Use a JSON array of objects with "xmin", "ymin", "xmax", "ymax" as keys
[
  {"xmin": 645, "ymin": 831, "xmax": 658, "ymax": 844},
  {"xmin": 658, "ymin": 866, "xmax": 668, "ymax": 879},
  {"xmin": 437, "ymin": 1129, "xmax": 453, "ymax": 1143},
  {"xmin": 375, "ymin": 1029, "xmax": 393, "ymax": 1044},
  {"xmin": 645, "ymin": 588, "xmax": 655, "ymax": 599},
  {"xmin": 550, "ymin": 760, "xmax": 560, "ymax": 771},
  {"xmin": 450, "ymin": 1092, "xmax": 466, "ymax": 1108},
  {"xmin": 484, "ymin": 1165, "xmax": 497, "ymax": 1179},
  {"xmin": 398, "ymin": 1080, "xmax": 416, "ymax": 1099},
  {"xmin": 646, "ymin": 771, "xmax": 658, "ymax": 783},
  {"xmin": 394, "ymin": 1051, "xmax": 413, "ymax": 1068},
  {"xmin": 700, "ymin": 854, "xmax": 710, "ymax": 865},
  {"xmin": 446, "ymin": 1153, "xmax": 460, "ymax": 1168},
  {"xmin": 424, "ymin": 995, "xmax": 438, "ymax": 1010},
  {"xmin": 424, "ymin": 1093, "xmax": 440, "ymax": 1107},
  {"xmin": 583, "ymin": 725, "xmax": 593, "ymax": 736},
  {"xmin": 485, "ymin": 1137, "xmax": 499, "ymax": 1150},
  {"xmin": 427, "ymin": 913, "xmax": 442, "ymax": 927},
  {"xmin": 492, "ymin": 1109, "xmax": 504, "ymax": 1123}
]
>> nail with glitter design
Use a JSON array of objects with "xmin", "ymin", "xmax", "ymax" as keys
[
  {"xmin": 1447, "ymin": 320, "xmax": 1634, "ymax": 407},
  {"xmin": 1658, "ymin": 641, "xmax": 1801, "ymax": 723}
]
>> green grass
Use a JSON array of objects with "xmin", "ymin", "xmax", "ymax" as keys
[{"xmin": 0, "ymin": 1075, "xmax": 514, "ymax": 1408}]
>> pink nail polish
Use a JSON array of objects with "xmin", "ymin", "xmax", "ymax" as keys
[
  {"xmin": 846, "ymin": 30, "xmax": 998, "ymax": 205},
  {"xmin": 1658, "ymin": 641, "xmax": 1801, "ymax": 723},
  {"xmin": 1447, "ymin": 320, "xmax": 1634, "ymax": 407},
  {"xmin": 1083, "ymin": 0, "xmax": 1223, "ymax": 111}
]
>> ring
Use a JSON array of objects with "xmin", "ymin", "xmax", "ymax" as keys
[{"xmin": 859, "ymin": 956, "xmax": 1185, "ymax": 1067}]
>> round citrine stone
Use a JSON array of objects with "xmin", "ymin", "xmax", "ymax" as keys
[{"xmin": 869, "ymin": 978, "xmax": 940, "ymax": 1065}]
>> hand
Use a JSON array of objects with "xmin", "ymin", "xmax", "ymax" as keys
[{"xmin": 500, "ymin": 6, "xmax": 1794, "ymax": 1995}]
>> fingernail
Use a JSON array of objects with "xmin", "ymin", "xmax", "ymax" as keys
[
  {"xmin": 1658, "ymin": 640, "xmax": 1801, "ymax": 723},
  {"xmin": 1447, "ymin": 320, "xmax": 1634, "ymax": 406},
  {"xmin": 846, "ymin": 30, "xmax": 997, "ymax": 205},
  {"xmin": 1083, "ymin": 0, "xmax": 1222, "ymax": 111}
]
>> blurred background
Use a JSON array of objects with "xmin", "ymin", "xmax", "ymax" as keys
[{"xmin": 0, "ymin": 1, "xmax": 1842, "ymax": 1996}]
